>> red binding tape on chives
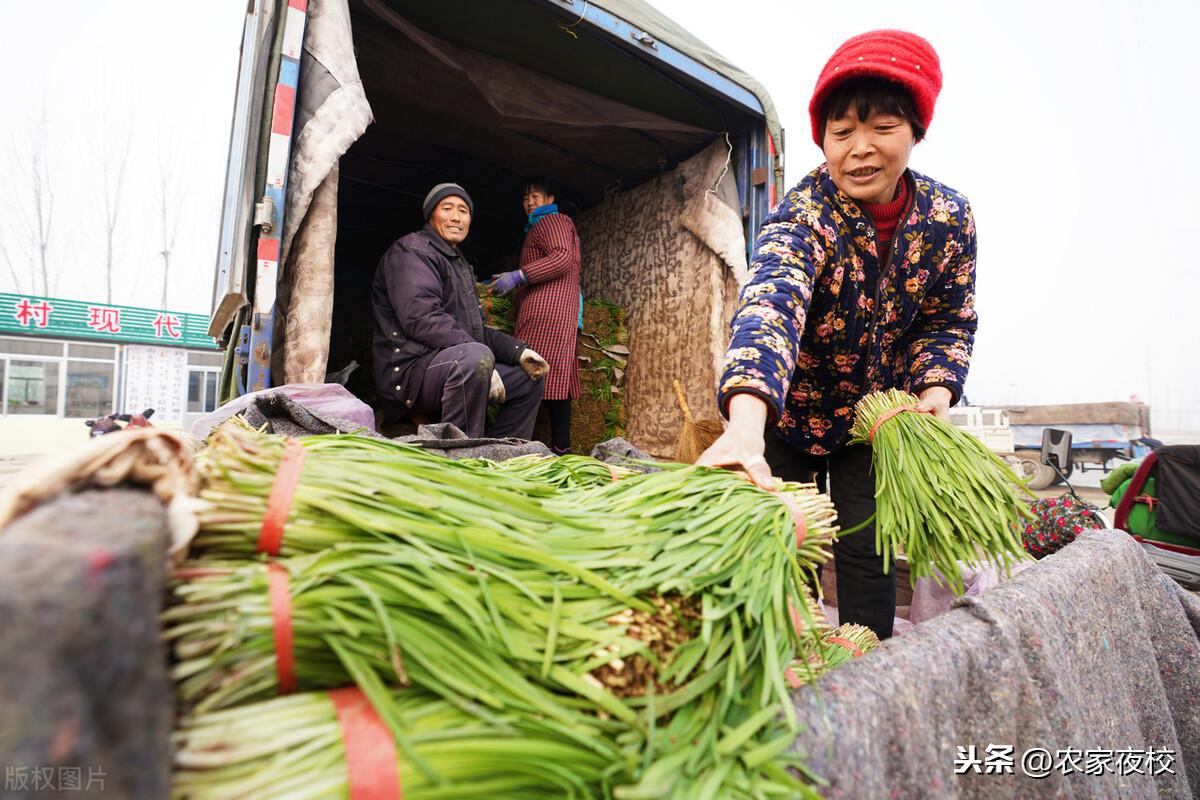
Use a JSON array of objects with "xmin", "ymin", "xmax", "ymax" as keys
[
  {"xmin": 867, "ymin": 405, "xmax": 933, "ymax": 444},
  {"xmin": 784, "ymin": 666, "xmax": 804, "ymax": 689},
  {"xmin": 787, "ymin": 601, "xmax": 805, "ymax": 636},
  {"xmin": 267, "ymin": 563, "xmax": 298, "ymax": 694},
  {"xmin": 740, "ymin": 471, "xmax": 807, "ymax": 547},
  {"xmin": 826, "ymin": 636, "xmax": 865, "ymax": 658},
  {"xmin": 257, "ymin": 438, "xmax": 306, "ymax": 555},
  {"xmin": 329, "ymin": 687, "xmax": 402, "ymax": 800},
  {"xmin": 607, "ymin": 463, "xmax": 621, "ymax": 483},
  {"xmin": 775, "ymin": 490, "xmax": 807, "ymax": 547}
]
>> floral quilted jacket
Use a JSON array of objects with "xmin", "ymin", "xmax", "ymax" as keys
[{"xmin": 718, "ymin": 165, "xmax": 977, "ymax": 456}]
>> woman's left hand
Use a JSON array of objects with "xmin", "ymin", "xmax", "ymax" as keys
[{"xmin": 915, "ymin": 386, "xmax": 954, "ymax": 420}]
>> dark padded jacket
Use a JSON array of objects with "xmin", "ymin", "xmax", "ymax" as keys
[{"xmin": 372, "ymin": 225, "xmax": 526, "ymax": 411}]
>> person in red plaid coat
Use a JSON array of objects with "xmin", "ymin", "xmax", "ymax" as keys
[{"xmin": 489, "ymin": 178, "xmax": 581, "ymax": 453}]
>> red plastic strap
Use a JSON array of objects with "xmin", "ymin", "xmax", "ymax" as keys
[
  {"xmin": 257, "ymin": 438, "xmax": 306, "ymax": 555},
  {"xmin": 1135, "ymin": 494, "xmax": 1159, "ymax": 511},
  {"xmin": 827, "ymin": 636, "xmax": 864, "ymax": 658},
  {"xmin": 1114, "ymin": 451, "xmax": 1158, "ymax": 532},
  {"xmin": 784, "ymin": 666, "xmax": 804, "ymax": 689},
  {"xmin": 776, "ymin": 490, "xmax": 808, "ymax": 548},
  {"xmin": 742, "ymin": 474, "xmax": 807, "ymax": 547},
  {"xmin": 867, "ymin": 405, "xmax": 930, "ymax": 443},
  {"xmin": 787, "ymin": 601, "xmax": 805, "ymax": 636},
  {"xmin": 329, "ymin": 687, "xmax": 402, "ymax": 800},
  {"xmin": 607, "ymin": 463, "xmax": 621, "ymax": 483},
  {"xmin": 268, "ymin": 563, "xmax": 297, "ymax": 694}
]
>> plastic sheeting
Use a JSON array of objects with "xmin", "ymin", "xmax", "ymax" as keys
[
  {"xmin": 189, "ymin": 383, "xmax": 377, "ymax": 439},
  {"xmin": 790, "ymin": 530, "xmax": 1200, "ymax": 799},
  {"xmin": 1012, "ymin": 423, "xmax": 1139, "ymax": 449},
  {"xmin": 276, "ymin": 0, "xmax": 373, "ymax": 385},
  {"xmin": 590, "ymin": 0, "xmax": 783, "ymax": 157}
]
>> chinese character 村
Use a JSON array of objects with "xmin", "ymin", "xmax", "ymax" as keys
[{"xmin": 13, "ymin": 298, "xmax": 53, "ymax": 328}]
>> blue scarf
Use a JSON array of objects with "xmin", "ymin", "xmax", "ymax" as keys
[{"xmin": 524, "ymin": 203, "xmax": 558, "ymax": 232}]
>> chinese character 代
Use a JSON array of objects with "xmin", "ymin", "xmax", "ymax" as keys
[
  {"xmin": 152, "ymin": 313, "xmax": 182, "ymax": 339},
  {"xmin": 13, "ymin": 298, "xmax": 53, "ymax": 327},
  {"xmin": 954, "ymin": 745, "xmax": 983, "ymax": 774},
  {"xmin": 87, "ymin": 306, "xmax": 122, "ymax": 334}
]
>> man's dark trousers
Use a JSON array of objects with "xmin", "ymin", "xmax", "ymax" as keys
[
  {"xmin": 410, "ymin": 342, "xmax": 543, "ymax": 439},
  {"xmin": 765, "ymin": 434, "xmax": 895, "ymax": 640}
]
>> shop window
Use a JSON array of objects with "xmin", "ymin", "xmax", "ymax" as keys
[
  {"xmin": 66, "ymin": 360, "xmax": 115, "ymax": 418},
  {"xmin": 0, "ymin": 337, "xmax": 63, "ymax": 358},
  {"xmin": 5, "ymin": 360, "xmax": 60, "ymax": 415},
  {"xmin": 187, "ymin": 369, "xmax": 219, "ymax": 414},
  {"xmin": 68, "ymin": 343, "xmax": 117, "ymax": 360},
  {"xmin": 188, "ymin": 351, "xmax": 224, "ymax": 368}
]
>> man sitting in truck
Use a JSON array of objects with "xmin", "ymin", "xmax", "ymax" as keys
[{"xmin": 371, "ymin": 182, "xmax": 549, "ymax": 438}]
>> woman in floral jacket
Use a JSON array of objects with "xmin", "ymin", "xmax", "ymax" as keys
[{"xmin": 698, "ymin": 30, "xmax": 977, "ymax": 640}]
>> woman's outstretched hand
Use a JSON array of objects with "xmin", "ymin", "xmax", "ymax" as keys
[{"xmin": 695, "ymin": 394, "xmax": 773, "ymax": 489}]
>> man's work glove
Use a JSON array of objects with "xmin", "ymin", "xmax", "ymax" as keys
[
  {"xmin": 489, "ymin": 369, "xmax": 506, "ymax": 403},
  {"xmin": 489, "ymin": 270, "xmax": 526, "ymax": 295},
  {"xmin": 519, "ymin": 349, "xmax": 549, "ymax": 380}
]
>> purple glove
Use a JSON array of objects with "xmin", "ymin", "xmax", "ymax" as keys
[{"xmin": 489, "ymin": 270, "xmax": 526, "ymax": 295}]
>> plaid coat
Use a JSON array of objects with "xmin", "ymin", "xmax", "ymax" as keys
[{"xmin": 515, "ymin": 213, "xmax": 581, "ymax": 400}]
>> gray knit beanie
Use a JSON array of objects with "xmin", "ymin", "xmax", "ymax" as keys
[{"xmin": 422, "ymin": 182, "xmax": 474, "ymax": 219}]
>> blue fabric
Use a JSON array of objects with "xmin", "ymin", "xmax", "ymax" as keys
[
  {"xmin": 524, "ymin": 203, "xmax": 559, "ymax": 233},
  {"xmin": 578, "ymin": 292, "xmax": 584, "ymax": 330}
]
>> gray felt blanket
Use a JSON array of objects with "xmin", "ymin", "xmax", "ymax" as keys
[{"xmin": 791, "ymin": 529, "xmax": 1200, "ymax": 799}]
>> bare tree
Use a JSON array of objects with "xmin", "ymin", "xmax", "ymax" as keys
[
  {"xmin": 2, "ymin": 110, "xmax": 57, "ymax": 295},
  {"xmin": 31, "ymin": 113, "xmax": 54, "ymax": 296},
  {"xmin": 98, "ymin": 130, "xmax": 131, "ymax": 305},
  {"xmin": 0, "ymin": 237, "xmax": 23, "ymax": 294},
  {"xmin": 157, "ymin": 144, "xmax": 185, "ymax": 309}
]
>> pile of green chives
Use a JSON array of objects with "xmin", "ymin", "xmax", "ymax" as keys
[{"xmin": 170, "ymin": 426, "xmax": 850, "ymax": 798}]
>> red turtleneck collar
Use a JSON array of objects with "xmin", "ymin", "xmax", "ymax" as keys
[{"xmin": 863, "ymin": 178, "xmax": 911, "ymax": 260}]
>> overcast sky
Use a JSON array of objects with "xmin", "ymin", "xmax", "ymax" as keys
[{"xmin": 1, "ymin": 1, "xmax": 1196, "ymax": 430}]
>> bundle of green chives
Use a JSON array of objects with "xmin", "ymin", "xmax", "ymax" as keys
[
  {"xmin": 193, "ymin": 427, "xmax": 643, "ymax": 580},
  {"xmin": 786, "ymin": 623, "xmax": 881, "ymax": 690},
  {"xmin": 167, "ymin": 546, "xmax": 651, "ymax": 738},
  {"xmin": 468, "ymin": 453, "xmax": 635, "ymax": 490},
  {"xmin": 477, "ymin": 283, "xmax": 515, "ymax": 333},
  {"xmin": 848, "ymin": 389, "xmax": 1034, "ymax": 594},
  {"xmin": 172, "ymin": 687, "xmax": 612, "ymax": 799},
  {"xmin": 566, "ymin": 463, "xmax": 836, "ymax": 593}
]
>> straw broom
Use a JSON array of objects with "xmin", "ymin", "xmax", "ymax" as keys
[{"xmin": 671, "ymin": 380, "xmax": 723, "ymax": 464}]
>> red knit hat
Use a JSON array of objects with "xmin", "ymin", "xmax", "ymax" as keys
[{"xmin": 808, "ymin": 30, "xmax": 942, "ymax": 146}]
